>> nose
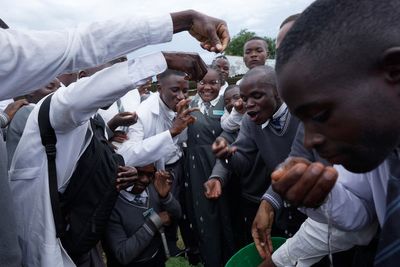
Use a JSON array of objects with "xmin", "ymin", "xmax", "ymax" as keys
[
  {"xmin": 176, "ymin": 90, "xmax": 185, "ymax": 100},
  {"xmin": 303, "ymin": 124, "xmax": 325, "ymax": 150}
]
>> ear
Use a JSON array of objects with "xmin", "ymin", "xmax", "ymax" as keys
[
  {"xmin": 381, "ymin": 47, "xmax": 400, "ymax": 83},
  {"xmin": 156, "ymin": 83, "xmax": 161, "ymax": 92}
]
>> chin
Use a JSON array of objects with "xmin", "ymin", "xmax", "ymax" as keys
[{"xmin": 341, "ymin": 157, "xmax": 385, "ymax": 173}]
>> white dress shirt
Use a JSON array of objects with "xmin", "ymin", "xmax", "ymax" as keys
[
  {"xmin": 118, "ymin": 92, "xmax": 186, "ymax": 169},
  {"xmin": 0, "ymin": 15, "xmax": 172, "ymax": 100},
  {"xmin": 220, "ymin": 107, "xmax": 243, "ymax": 133},
  {"xmin": 9, "ymin": 15, "xmax": 172, "ymax": 266}
]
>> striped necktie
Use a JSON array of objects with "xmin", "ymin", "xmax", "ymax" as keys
[
  {"xmin": 204, "ymin": 102, "xmax": 211, "ymax": 116},
  {"xmin": 375, "ymin": 150, "xmax": 400, "ymax": 266}
]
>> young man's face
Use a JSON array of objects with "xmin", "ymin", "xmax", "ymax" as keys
[
  {"xmin": 197, "ymin": 69, "xmax": 221, "ymax": 103},
  {"xmin": 240, "ymin": 72, "xmax": 278, "ymax": 125},
  {"xmin": 224, "ymin": 87, "xmax": 241, "ymax": 113},
  {"xmin": 243, "ymin": 40, "xmax": 268, "ymax": 69},
  {"xmin": 130, "ymin": 165, "xmax": 155, "ymax": 194},
  {"xmin": 159, "ymin": 74, "xmax": 189, "ymax": 112},
  {"xmin": 278, "ymin": 55, "xmax": 400, "ymax": 173},
  {"xmin": 214, "ymin": 58, "xmax": 230, "ymax": 83}
]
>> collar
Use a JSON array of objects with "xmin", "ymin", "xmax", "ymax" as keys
[
  {"xmin": 261, "ymin": 103, "xmax": 288, "ymax": 129},
  {"xmin": 120, "ymin": 188, "xmax": 148, "ymax": 202},
  {"xmin": 157, "ymin": 93, "xmax": 176, "ymax": 121},
  {"xmin": 198, "ymin": 95, "xmax": 220, "ymax": 107}
]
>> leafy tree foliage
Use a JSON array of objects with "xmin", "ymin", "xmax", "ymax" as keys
[{"xmin": 224, "ymin": 29, "xmax": 276, "ymax": 58}]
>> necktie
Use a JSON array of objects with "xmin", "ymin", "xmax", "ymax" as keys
[
  {"xmin": 133, "ymin": 194, "xmax": 147, "ymax": 205},
  {"xmin": 269, "ymin": 107, "xmax": 288, "ymax": 132},
  {"xmin": 204, "ymin": 102, "xmax": 211, "ymax": 116},
  {"xmin": 375, "ymin": 150, "xmax": 400, "ymax": 266}
]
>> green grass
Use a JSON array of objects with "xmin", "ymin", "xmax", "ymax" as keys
[{"xmin": 166, "ymin": 256, "xmax": 204, "ymax": 267}]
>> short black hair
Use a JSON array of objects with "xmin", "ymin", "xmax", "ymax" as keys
[
  {"xmin": 211, "ymin": 55, "xmax": 229, "ymax": 68},
  {"xmin": 244, "ymin": 36, "xmax": 268, "ymax": 51},
  {"xmin": 279, "ymin": 13, "xmax": 301, "ymax": 29},
  {"xmin": 276, "ymin": 0, "xmax": 400, "ymax": 75},
  {"xmin": 223, "ymin": 85, "xmax": 239, "ymax": 97},
  {"xmin": 242, "ymin": 65, "xmax": 277, "ymax": 90},
  {"xmin": 156, "ymin": 69, "xmax": 187, "ymax": 82},
  {"xmin": 0, "ymin": 18, "xmax": 9, "ymax": 29}
]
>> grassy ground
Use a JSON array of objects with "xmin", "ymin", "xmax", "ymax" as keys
[{"xmin": 166, "ymin": 256, "xmax": 204, "ymax": 267}]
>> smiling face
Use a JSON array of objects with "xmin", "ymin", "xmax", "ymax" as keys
[
  {"xmin": 243, "ymin": 39, "xmax": 268, "ymax": 69},
  {"xmin": 197, "ymin": 69, "xmax": 221, "ymax": 102},
  {"xmin": 240, "ymin": 68, "xmax": 280, "ymax": 125},
  {"xmin": 130, "ymin": 164, "xmax": 156, "ymax": 194},
  {"xmin": 278, "ymin": 54, "xmax": 400, "ymax": 173},
  {"xmin": 158, "ymin": 73, "xmax": 189, "ymax": 112}
]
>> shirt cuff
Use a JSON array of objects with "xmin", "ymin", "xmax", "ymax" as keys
[
  {"xmin": 148, "ymin": 212, "xmax": 163, "ymax": 230},
  {"xmin": 261, "ymin": 187, "xmax": 283, "ymax": 211},
  {"xmin": 127, "ymin": 52, "xmax": 167, "ymax": 88}
]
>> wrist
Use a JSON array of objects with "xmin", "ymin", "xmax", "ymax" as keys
[
  {"xmin": 0, "ymin": 110, "xmax": 10, "ymax": 128},
  {"xmin": 170, "ymin": 10, "xmax": 194, "ymax": 33}
]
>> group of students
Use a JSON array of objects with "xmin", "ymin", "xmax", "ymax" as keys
[{"xmin": 2, "ymin": 0, "xmax": 400, "ymax": 266}]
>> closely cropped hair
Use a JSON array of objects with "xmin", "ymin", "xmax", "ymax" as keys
[
  {"xmin": 245, "ymin": 36, "xmax": 268, "ymax": 51},
  {"xmin": 242, "ymin": 65, "xmax": 277, "ymax": 89},
  {"xmin": 279, "ymin": 14, "xmax": 301, "ymax": 29},
  {"xmin": 276, "ymin": 0, "xmax": 400, "ymax": 73},
  {"xmin": 156, "ymin": 69, "xmax": 187, "ymax": 82},
  {"xmin": 211, "ymin": 55, "xmax": 228, "ymax": 68},
  {"xmin": 0, "ymin": 18, "xmax": 9, "ymax": 29},
  {"xmin": 223, "ymin": 85, "xmax": 239, "ymax": 97}
]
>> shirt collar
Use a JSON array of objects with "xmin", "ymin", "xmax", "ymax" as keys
[
  {"xmin": 261, "ymin": 103, "xmax": 288, "ymax": 129},
  {"xmin": 120, "ymin": 188, "xmax": 148, "ymax": 202},
  {"xmin": 158, "ymin": 93, "xmax": 176, "ymax": 121},
  {"xmin": 198, "ymin": 95, "xmax": 220, "ymax": 107}
]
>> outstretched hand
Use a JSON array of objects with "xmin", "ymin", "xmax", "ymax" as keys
[
  {"xmin": 271, "ymin": 157, "xmax": 338, "ymax": 207},
  {"xmin": 212, "ymin": 136, "xmax": 237, "ymax": 160},
  {"xmin": 252, "ymin": 200, "xmax": 274, "ymax": 260},
  {"xmin": 162, "ymin": 52, "xmax": 208, "ymax": 82},
  {"xmin": 170, "ymin": 99, "xmax": 199, "ymax": 137},
  {"xmin": 170, "ymin": 10, "xmax": 230, "ymax": 53},
  {"xmin": 154, "ymin": 170, "xmax": 173, "ymax": 198},
  {"xmin": 108, "ymin": 111, "xmax": 138, "ymax": 131}
]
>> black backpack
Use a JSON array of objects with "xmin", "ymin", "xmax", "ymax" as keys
[{"xmin": 38, "ymin": 94, "xmax": 124, "ymax": 260}]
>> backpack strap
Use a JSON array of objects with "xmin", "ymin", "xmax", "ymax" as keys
[{"xmin": 38, "ymin": 94, "xmax": 65, "ymax": 238}]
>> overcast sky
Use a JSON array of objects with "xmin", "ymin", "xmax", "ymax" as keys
[{"xmin": 1, "ymin": 0, "xmax": 314, "ymax": 62}]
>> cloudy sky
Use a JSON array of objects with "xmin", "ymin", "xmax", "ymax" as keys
[{"xmin": 2, "ymin": 0, "xmax": 314, "ymax": 62}]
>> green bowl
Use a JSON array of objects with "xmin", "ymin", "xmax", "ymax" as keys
[{"xmin": 225, "ymin": 237, "xmax": 286, "ymax": 267}]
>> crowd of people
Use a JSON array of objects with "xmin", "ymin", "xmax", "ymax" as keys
[{"xmin": 1, "ymin": 0, "xmax": 400, "ymax": 266}]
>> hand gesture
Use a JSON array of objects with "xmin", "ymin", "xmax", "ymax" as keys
[
  {"xmin": 258, "ymin": 258, "xmax": 277, "ymax": 267},
  {"xmin": 252, "ymin": 200, "xmax": 274, "ymax": 259},
  {"xmin": 204, "ymin": 178, "xmax": 222, "ymax": 199},
  {"xmin": 162, "ymin": 52, "xmax": 208, "ymax": 82},
  {"xmin": 3, "ymin": 99, "xmax": 29, "ymax": 126},
  {"xmin": 109, "ymin": 131, "xmax": 128, "ymax": 144},
  {"xmin": 115, "ymin": 165, "xmax": 138, "ymax": 191},
  {"xmin": 271, "ymin": 157, "xmax": 338, "ymax": 207},
  {"xmin": 108, "ymin": 111, "xmax": 138, "ymax": 131},
  {"xmin": 170, "ymin": 99, "xmax": 199, "ymax": 137},
  {"xmin": 212, "ymin": 136, "xmax": 237, "ymax": 159},
  {"xmin": 158, "ymin": 211, "xmax": 171, "ymax": 226},
  {"xmin": 154, "ymin": 170, "xmax": 173, "ymax": 198},
  {"xmin": 234, "ymin": 98, "xmax": 246, "ymax": 114},
  {"xmin": 170, "ymin": 10, "xmax": 230, "ymax": 52}
]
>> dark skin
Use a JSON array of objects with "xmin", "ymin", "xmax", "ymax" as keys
[
  {"xmin": 162, "ymin": 52, "xmax": 208, "ymax": 82},
  {"xmin": 2, "ymin": 99, "xmax": 29, "ymax": 127},
  {"xmin": 25, "ymin": 78, "xmax": 61, "ymax": 104},
  {"xmin": 157, "ymin": 72, "xmax": 199, "ymax": 137},
  {"xmin": 171, "ymin": 10, "xmax": 230, "ymax": 52},
  {"xmin": 243, "ymin": 40, "xmax": 268, "ymax": 69},
  {"xmin": 129, "ymin": 165, "xmax": 174, "ymax": 225},
  {"xmin": 271, "ymin": 46, "xmax": 400, "ymax": 208},
  {"xmin": 213, "ymin": 58, "xmax": 230, "ymax": 83},
  {"xmin": 107, "ymin": 111, "xmax": 138, "ymax": 132},
  {"xmin": 224, "ymin": 86, "xmax": 243, "ymax": 113},
  {"xmin": 207, "ymin": 70, "xmax": 281, "ymax": 198},
  {"xmin": 197, "ymin": 68, "xmax": 221, "ymax": 102},
  {"xmin": 115, "ymin": 165, "xmax": 139, "ymax": 192}
]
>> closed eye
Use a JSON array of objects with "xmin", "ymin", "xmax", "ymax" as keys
[{"xmin": 311, "ymin": 110, "xmax": 331, "ymax": 123}]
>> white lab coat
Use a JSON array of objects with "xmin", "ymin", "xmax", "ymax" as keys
[{"xmin": 9, "ymin": 49, "xmax": 169, "ymax": 267}]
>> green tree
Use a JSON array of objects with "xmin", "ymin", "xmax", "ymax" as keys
[{"xmin": 224, "ymin": 29, "xmax": 276, "ymax": 59}]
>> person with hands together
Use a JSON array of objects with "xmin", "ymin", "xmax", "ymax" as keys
[{"xmin": 104, "ymin": 164, "xmax": 181, "ymax": 267}]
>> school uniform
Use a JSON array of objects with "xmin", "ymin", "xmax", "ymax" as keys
[{"xmin": 186, "ymin": 95, "xmax": 235, "ymax": 267}]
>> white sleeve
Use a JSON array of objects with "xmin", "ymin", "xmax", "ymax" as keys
[
  {"xmin": 272, "ymin": 218, "xmax": 378, "ymax": 267},
  {"xmin": 300, "ymin": 166, "xmax": 376, "ymax": 231},
  {"xmin": 221, "ymin": 107, "xmax": 243, "ymax": 133},
  {"xmin": 49, "ymin": 52, "xmax": 167, "ymax": 133},
  {"xmin": 0, "ymin": 14, "xmax": 172, "ymax": 100},
  {"xmin": 117, "ymin": 120, "xmax": 176, "ymax": 167}
]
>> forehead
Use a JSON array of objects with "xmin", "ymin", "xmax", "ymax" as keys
[
  {"xmin": 215, "ymin": 58, "xmax": 229, "ymax": 65},
  {"xmin": 202, "ymin": 69, "xmax": 219, "ymax": 80},
  {"xmin": 160, "ymin": 74, "xmax": 188, "ymax": 86},
  {"xmin": 240, "ymin": 73, "xmax": 271, "ymax": 94},
  {"xmin": 244, "ymin": 40, "xmax": 266, "ymax": 50},
  {"xmin": 224, "ymin": 87, "xmax": 240, "ymax": 98}
]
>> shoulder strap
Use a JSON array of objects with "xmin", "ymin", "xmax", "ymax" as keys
[{"xmin": 38, "ymin": 94, "xmax": 64, "ymax": 238}]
